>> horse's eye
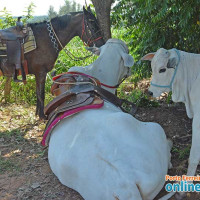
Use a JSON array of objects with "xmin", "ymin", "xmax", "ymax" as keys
[{"xmin": 159, "ymin": 68, "xmax": 166, "ymax": 73}]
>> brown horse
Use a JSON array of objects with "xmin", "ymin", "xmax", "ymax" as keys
[{"xmin": 1, "ymin": 7, "xmax": 105, "ymax": 119}]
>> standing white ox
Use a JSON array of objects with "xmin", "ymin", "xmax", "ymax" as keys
[
  {"xmin": 142, "ymin": 48, "xmax": 200, "ymax": 199},
  {"xmin": 48, "ymin": 39, "xmax": 172, "ymax": 200}
]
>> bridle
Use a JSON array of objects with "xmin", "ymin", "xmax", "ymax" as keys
[
  {"xmin": 81, "ymin": 14, "xmax": 103, "ymax": 47},
  {"xmin": 47, "ymin": 13, "xmax": 103, "ymax": 61}
]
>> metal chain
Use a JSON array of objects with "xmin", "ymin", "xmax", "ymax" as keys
[
  {"xmin": 46, "ymin": 21, "xmax": 70, "ymax": 76},
  {"xmin": 46, "ymin": 20, "xmax": 93, "ymax": 62},
  {"xmin": 46, "ymin": 21, "xmax": 59, "ymax": 52}
]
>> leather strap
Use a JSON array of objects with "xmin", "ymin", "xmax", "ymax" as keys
[
  {"xmin": 46, "ymin": 73, "xmax": 137, "ymax": 117},
  {"xmin": 93, "ymin": 86, "xmax": 137, "ymax": 114},
  {"xmin": 48, "ymin": 93, "xmax": 93, "ymax": 119},
  {"xmin": 44, "ymin": 93, "xmax": 96, "ymax": 132},
  {"xmin": 44, "ymin": 84, "xmax": 95, "ymax": 115}
]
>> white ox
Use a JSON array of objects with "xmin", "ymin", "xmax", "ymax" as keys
[
  {"xmin": 48, "ymin": 39, "xmax": 171, "ymax": 200},
  {"xmin": 142, "ymin": 48, "xmax": 200, "ymax": 199}
]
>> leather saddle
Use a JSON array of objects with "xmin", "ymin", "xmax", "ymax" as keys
[
  {"xmin": 44, "ymin": 73, "xmax": 137, "ymax": 135},
  {"xmin": 0, "ymin": 17, "xmax": 29, "ymax": 83}
]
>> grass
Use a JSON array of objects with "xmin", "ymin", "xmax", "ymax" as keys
[
  {"xmin": 0, "ymin": 33, "xmax": 158, "ymax": 108},
  {"xmin": 172, "ymin": 145, "xmax": 191, "ymax": 160},
  {"xmin": 118, "ymin": 81, "xmax": 159, "ymax": 108},
  {"xmin": 0, "ymin": 158, "xmax": 19, "ymax": 173},
  {"xmin": 0, "ymin": 104, "xmax": 46, "ymax": 174}
]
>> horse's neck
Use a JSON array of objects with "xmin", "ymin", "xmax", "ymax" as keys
[{"xmin": 51, "ymin": 14, "xmax": 81, "ymax": 50}]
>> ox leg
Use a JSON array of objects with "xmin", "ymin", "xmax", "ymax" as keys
[
  {"xmin": 185, "ymin": 115, "xmax": 200, "ymax": 184},
  {"xmin": 175, "ymin": 115, "xmax": 200, "ymax": 200},
  {"xmin": 35, "ymin": 72, "xmax": 47, "ymax": 119},
  {"xmin": 186, "ymin": 115, "xmax": 200, "ymax": 176}
]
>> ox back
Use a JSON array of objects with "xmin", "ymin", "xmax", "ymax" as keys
[{"xmin": 43, "ymin": 73, "xmax": 137, "ymax": 145}]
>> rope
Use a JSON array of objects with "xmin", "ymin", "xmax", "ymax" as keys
[{"xmin": 49, "ymin": 20, "xmax": 93, "ymax": 61}]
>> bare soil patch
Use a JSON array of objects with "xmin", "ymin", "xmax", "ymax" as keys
[{"xmin": 0, "ymin": 101, "xmax": 198, "ymax": 200}]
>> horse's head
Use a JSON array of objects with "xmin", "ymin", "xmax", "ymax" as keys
[{"xmin": 81, "ymin": 6, "xmax": 105, "ymax": 47}]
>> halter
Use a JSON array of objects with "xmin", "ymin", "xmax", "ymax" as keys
[
  {"xmin": 81, "ymin": 15, "xmax": 103, "ymax": 46},
  {"xmin": 53, "ymin": 71, "xmax": 128, "ymax": 89},
  {"xmin": 150, "ymin": 48, "xmax": 181, "ymax": 90},
  {"xmin": 47, "ymin": 12, "xmax": 103, "ymax": 61}
]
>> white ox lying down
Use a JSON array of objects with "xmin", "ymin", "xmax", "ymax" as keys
[
  {"xmin": 142, "ymin": 48, "xmax": 200, "ymax": 199},
  {"xmin": 48, "ymin": 39, "xmax": 171, "ymax": 200}
]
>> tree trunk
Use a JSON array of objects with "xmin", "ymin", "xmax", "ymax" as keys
[
  {"xmin": 4, "ymin": 77, "xmax": 12, "ymax": 102},
  {"xmin": 91, "ymin": 0, "xmax": 113, "ymax": 42}
]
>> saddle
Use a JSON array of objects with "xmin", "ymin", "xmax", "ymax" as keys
[
  {"xmin": 42, "ymin": 72, "xmax": 137, "ymax": 146},
  {"xmin": 0, "ymin": 17, "xmax": 28, "ymax": 83}
]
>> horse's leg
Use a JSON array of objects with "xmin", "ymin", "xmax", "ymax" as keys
[{"xmin": 35, "ymin": 72, "xmax": 47, "ymax": 119}]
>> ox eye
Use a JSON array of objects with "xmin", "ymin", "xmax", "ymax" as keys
[{"xmin": 159, "ymin": 68, "xmax": 166, "ymax": 73}]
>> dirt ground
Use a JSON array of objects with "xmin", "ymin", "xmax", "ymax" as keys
[{"xmin": 0, "ymin": 99, "xmax": 199, "ymax": 200}]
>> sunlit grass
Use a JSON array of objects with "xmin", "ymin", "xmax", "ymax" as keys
[{"xmin": 0, "ymin": 157, "xmax": 20, "ymax": 173}]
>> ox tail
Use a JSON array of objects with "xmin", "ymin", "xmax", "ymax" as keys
[{"xmin": 158, "ymin": 191, "xmax": 176, "ymax": 200}]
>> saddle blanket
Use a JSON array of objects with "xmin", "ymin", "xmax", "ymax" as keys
[
  {"xmin": 0, "ymin": 27, "xmax": 36, "ymax": 56},
  {"xmin": 41, "ymin": 102, "xmax": 104, "ymax": 147}
]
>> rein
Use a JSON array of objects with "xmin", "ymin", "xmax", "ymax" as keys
[
  {"xmin": 81, "ymin": 15, "xmax": 103, "ymax": 47},
  {"xmin": 50, "ymin": 72, "xmax": 137, "ymax": 115},
  {"xmin": 47, "ymin": 13, "xmax": 103, "ymax": 61},
  {"xmin": 48, "ymin": 20, "xmax": 92, "ymax": 61},
  {"xmin": 150, "ymin": 48, "xmax": 181, "ymax": 90},
  {"xmin": 53, "ymin": 71, "xmax": 123, "ymax": 89}
]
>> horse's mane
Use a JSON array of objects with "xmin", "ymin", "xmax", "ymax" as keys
[
  {"xmin": 51, "ymin": 14, "xmax": 72, "ymax": 29},
  {"xmin": 28, "ymin": 14, "xmax": 75, "ymax": 29},
  {"xmin": 69, "ymin": 11, "xmax": 83, "ymax": 16}
]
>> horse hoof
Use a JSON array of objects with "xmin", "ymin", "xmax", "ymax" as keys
[{"xmin": 175, "ymin": 192, "xmax": 187, "ymax": 200}]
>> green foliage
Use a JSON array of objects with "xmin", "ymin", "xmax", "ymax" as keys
[
  {"xmin": 22, "ymin": 2, "xmax": 35, "ymax": 22},
  {"xmin": 112, "ymin": 28, "xmax": 151, "ymax": 84},
  {"xmin": 112, "ymin": 0, "xmax": 200, "ymax": 82},
  {"xmin": 59, "ymin": 0, "xmax": 82, "ymax": 15},
  {"xmin": 53, "ymin": 37, "xmax": 98, "ymax": 74},
  {"xmin": 166, "ymin": 91, "xmax": 172, "ymax": 104},
  {"xmin": 0, "ymin": 2, "xmax": 158, "ymax": 108},
  {"xmin": 0, "ymin": 8, "xmax": 16, "ymax": 28},
  {"xmin": 0, "ymin": 36, "xmax": 98, "ymax": 105},
  {"xmin": 48, "ymin": 5, "xmax": 57, "ymax": 19},
  {"xmin": 0, "ymin": 76, "xmax": 36, "ymax": 105},
  {"xmin": 172, "ymin": 145, "xmax": 191, "ymax": 160},
  {"xmin": 0, "ymin": 3, "xmax": 35, "ymax": 28},
  {"xmin": 0, "ymin": 158, "xmax": 19, "ymax": 172},
  {"xmin": 118, "ymin": 83, "xmax": 159, "ymax": 108}
]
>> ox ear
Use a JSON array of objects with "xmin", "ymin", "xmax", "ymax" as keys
[
  {"xmin": 167, "ymin": 57, "xmax": 177, "ymax": 69},
  {"xmin": 122, "ymin": 52, "xmax": 134, "ymax": 67},
  {"xmin": 85, "ymin": 46, "xmax": 101, "ymax": 56},
  {"xmin": 141, "ymin": 53, "xmax": 155, "ymax": 61}
]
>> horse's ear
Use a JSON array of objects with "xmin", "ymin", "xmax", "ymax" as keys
[
  {"xmin": 83, "ymin": 6, "xmax": 87, "ymax": 13},
  {"xmin": 87, "ymin": 6, "xmax": 92, "ymax": 13},
  {"xmin": 83, "ymin": 6, "xmax": 90, "ymax": 16}
]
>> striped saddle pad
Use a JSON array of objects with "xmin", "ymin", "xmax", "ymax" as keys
[{"xmin": 0, "ymin": 27, "xmax": 37, "ymax": 56}]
